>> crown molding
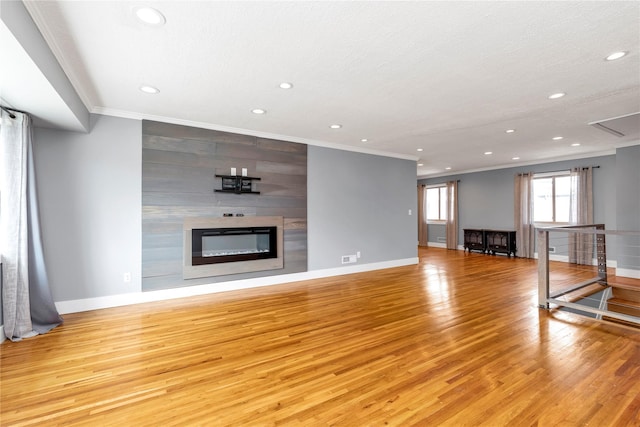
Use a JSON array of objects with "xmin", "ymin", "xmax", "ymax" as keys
[{"xmin": 92, "ymin": 106, "xmax": 420, "ymax": 162}]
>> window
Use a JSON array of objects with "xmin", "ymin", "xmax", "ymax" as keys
[
  {"xmin": 426, "ymin": 186, "xmax": 447, "ymax": 221},
  {"xmin": 532, "ymin": 172, "xmax": 570, "ymax": 223}
]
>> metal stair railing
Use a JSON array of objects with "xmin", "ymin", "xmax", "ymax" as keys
[{"xmin": 537, "ymin": 225, "xmax": 640, "ymax": 325}]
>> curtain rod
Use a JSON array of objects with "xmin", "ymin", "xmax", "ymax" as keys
[
  {"xmin": 419, "ymin": 180, "xmax": 460, "ymax": 187},
  {"xmin": 517, "ymin": 166, "xmax": 599, "ymax": 176},
  {"xmin": 1, "ymin": 105, "xmax": 26, "ymax": 119},
  {"xmin": 1, "ymin": 106, "xmax": 16, "ymax": 119}
]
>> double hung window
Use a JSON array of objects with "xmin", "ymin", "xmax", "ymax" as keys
[
  {"xmin": 532, "ymin": 172, "xmax": 571, "ymax": 224},
  {"xmin": 425, "ymin": 185, "xmax": 447, "ymax": 222}
]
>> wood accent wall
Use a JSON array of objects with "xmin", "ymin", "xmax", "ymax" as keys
[{"xmin": 142, "ymin": 120, "xmax": 307, "ymax": 291}]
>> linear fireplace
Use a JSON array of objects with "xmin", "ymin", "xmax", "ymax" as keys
[
  {"xmin": 192, "ymin": 226, "xmax": 277, "ymax": 265},
  {"xmin": 183, "ymin": 216, "xmax": 283, "ymax": 279}
]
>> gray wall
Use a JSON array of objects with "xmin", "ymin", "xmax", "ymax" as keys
[
  {"xmin": 616, "ymin": 145, "xmax": 640, "ymax": 271},
  {"xmin": 31, "ymin": 114, "xmax": 417, "ymax": 303},
  {"xmin": 33, "ymin": 115, "xmax": 142, "ymax": 301},
  {"xmin": 418, "ymin": 155, "xmax": 619, "ymax": 252},
  {"xmin": 308, "ymin": 146, "xmax": 417, "ymax": 270}
]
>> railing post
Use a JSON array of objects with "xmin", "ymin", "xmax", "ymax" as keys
[
  {"xmin": 595, "ymin": 224, "xmax": 607, "ymax": 283},
  {"xmin": 537, "ymin": 228, "xmax": 550, "ymax": 309}
]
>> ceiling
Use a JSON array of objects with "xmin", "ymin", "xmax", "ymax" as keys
[{"xmin": 3, "ymin": 1, "xmax": 640, "ymax": 177}]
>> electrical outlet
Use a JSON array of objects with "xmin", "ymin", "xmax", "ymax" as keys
[
  {"xmin": 356, "ymin": 251, "xmax": 361, "ymax": 258},
  {"xmin": 408, "ymin": 209, "xmax": 412, "ymax": 216},
  {"xmin": 123, "ymin": 272, "xmax": 131, "ymax": 283}
]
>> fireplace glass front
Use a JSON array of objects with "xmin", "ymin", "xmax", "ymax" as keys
[{"xmin": 191, "ymin": 227, "xmax": 277, "ymax": 265}]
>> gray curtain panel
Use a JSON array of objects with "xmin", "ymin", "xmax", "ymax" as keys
[
  {"xmin": 514, "ymin": 172, "xmax": 535, "ymax": 258},
  {"xmin": 1, "ymin": 110, "xmax": 62, "ymax": 341},
  {"xmin": 417, "ymin": 185, "xmax": 428, "ymax": 246},
  {"xmin": 568, "ymin": 167, "xmax": 594, "ymax": 265},
  {"xmin": 445, "ymin": 181, "xmax": 458, "ymax": 250}
]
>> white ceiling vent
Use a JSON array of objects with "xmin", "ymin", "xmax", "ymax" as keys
[{"xmin": 589, "ymin": 112, "xmax": 640, "ymax": 137}]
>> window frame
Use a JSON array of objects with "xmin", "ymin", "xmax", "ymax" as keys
[
  {"xmin": 532, "ymin": 171, "xmax": 571, "ymax": 225},
  {"xmin": 425, "ymin": 184, "xmax": 447, "ymax": 224}
]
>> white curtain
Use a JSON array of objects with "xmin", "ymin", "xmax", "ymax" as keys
[
  {"xmin": 1, "ymin": 109, "xmax": 62, "ymax": 341},
  {"xmin": 417, "ymin": 185, "xmax": 428, "ymax": 246},
  {"xmin": 445, "ymin": 181, "xmax": 458, "ymax": 250},
  {"xmin": 514, "ymin": 172, "xmax": 535, "ymax": 258},
  {"xmin": 569, "ymin": 167, "xmax": 594, "ymax": 265}
]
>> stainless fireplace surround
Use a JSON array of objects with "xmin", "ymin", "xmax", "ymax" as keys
[{"xmin": 183, "ymin": 216, "xmax": 284, "ymax": 279}]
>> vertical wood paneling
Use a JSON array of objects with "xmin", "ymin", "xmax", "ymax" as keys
[{"xmin": 142, "ymin": 120, "xmax": 307, "ymax": 291}]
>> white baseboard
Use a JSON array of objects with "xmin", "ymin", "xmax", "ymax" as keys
[
  {"xmin": 54, "ymin": 257, "xmax": 419, "ymax": 315},
  {"xmin": 0, "ymin": 325, "xmax": 5, "ymax": 344},
  {"xmin": 549, "ymin": 254, "xmax": 569, "ymax": 263},
  {"xmin": 617, "ymin": 268, "xmax": 640, "ymax": 279},
  {"xmin": 425, "ymin": 242, "xmax": 467, "ymax": 251},
  {"xmin": 534, "ymin": 252, "xmax": 571, "ymax": 262}
]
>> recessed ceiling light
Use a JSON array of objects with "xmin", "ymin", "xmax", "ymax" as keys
[
  {"xmin": 484, "ymin": 151, "xmax": 493, "ymax": 155},
  {"xmin": 417, "ymin": 148, "xmax": 423, "ymax": 152},
  {"xmin": 361, "ymin": 138, "xmax": 368, "ymax": 142},
  {"xmin": 251, "ymin": 108, "xmax": 266, "ymax": 114},
  {"xmin": 134, "ymin": 7, "xmax": 166, "ymax": 26},
  {"xmin": 445, "ymin": 167, "xmax": 452, "ymax": 170},
  {"xmin": 552, "ymin": 136, "xmax": 564, "ymax": 140},
  {"xmin": 330, "ymin": 124, "xmax": 342, "ymax": 129},
  {"xmin": 512, "ymin": 156, "xmax": 520, "ymax": 160},
  {"xmin": 571, "ymin": 143, "xmax": 581, "ymax": 147},
  {"xmin": 417, "ymin": 163, "xmax": 424, "ymax": 167},
  {"xmin": 279, "ymin": 82, "xmax": 293, "ymax": 89},
  {"xmin": 505, "ymin": 129, "xmax": 516, "ymax": 133},
  {"xmin": 548, "ymin": 92, "xmax": 566, "ymax": 99},
  {"xmin": 606, "ymin": 51, "xmax": 627, "ymax": 61},
  {"xmin": 139, "ymin": 85, "xmax": 160, "ymax": 94}
]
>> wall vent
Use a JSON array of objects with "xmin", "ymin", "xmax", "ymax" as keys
[
  {"xmin": 341, "ymin": 254, "xmax": 357, "ymax": 264},
  {"xmin": 589, "ymin": 112, "xmax": 640, "ymax": 138}
]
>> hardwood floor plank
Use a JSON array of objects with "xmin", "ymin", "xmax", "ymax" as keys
[{"xmin": 2, "ymin": 248, "xmax": 639, "ymax": 425}]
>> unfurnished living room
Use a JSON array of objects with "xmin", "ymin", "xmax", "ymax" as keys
[{"xmin": 1, "ymin": 1, "xmax": 639, "ymax": 425}]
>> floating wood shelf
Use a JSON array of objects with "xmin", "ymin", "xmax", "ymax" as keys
[{"xmin": 215, "ymin": 175, "xmax": 261, "ymax": 194}]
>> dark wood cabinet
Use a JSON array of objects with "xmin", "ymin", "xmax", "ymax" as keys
[
  {"xmin": 485, "ymin": 230, "xmax": 517, "ymax": 257},
  {"xmin": 464, "ymin": 228, "xmax": 517, "ymax": 257},
  {"xmin": 463, "ymin": 229, "xmax": 485, "ymax": 253}
]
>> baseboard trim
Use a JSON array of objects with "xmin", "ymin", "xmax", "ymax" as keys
[
  {"xmin": 54, "ymin": 257, "xmax": 419, "ymax": 315},
  {"xmin": 425, "ymin": 242, "xmax": 466, "ymax": 251},
  {"xmin": 617, "ymin": 268, "xmax": 640, "ymax": 279},
  {"xmin": 0, "ymin": 325, "xmax": 6, "ymax": 344},
  {"xmin": 549, "ymin": 254, "xmax": 569, "ymax": 263}
]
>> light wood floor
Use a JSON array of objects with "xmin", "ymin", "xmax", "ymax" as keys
[{"xmin": 2, "ymin": 248, "xmax": 640, "ymax": 426}]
